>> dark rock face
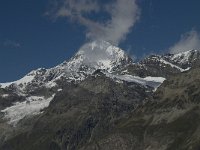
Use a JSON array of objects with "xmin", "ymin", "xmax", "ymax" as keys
[
  {"xmin": 82, "ymin": 68, "xmax": 200, "ymax": 150},
  {"xmin": 1, "ymin": 68, "xmax": 200, "ymax": 150},
  {"xmin": 0, "ymin": 89, "xmax": 26, "ymax": 110},
  {"xmin": 0, "ymin": 75, "xmax": 151, "ymax": 150}
]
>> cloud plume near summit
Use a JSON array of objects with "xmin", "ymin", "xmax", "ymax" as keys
[
  {"xmin": 169, "ymin": 30, "xmax": 200, "ymax": 54},
  {"xmin": 48, "ymin": 0, "xmax": 140, "ymax": 45}
]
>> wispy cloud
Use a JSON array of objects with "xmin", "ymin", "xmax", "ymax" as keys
[
  {"xmin": 3, "ymin": 40, "xmax": 21, "ymax": 48},
  {"xmin": 169, "ymin": 30, "xmax": 200, "ymax": 54},
  {"xmin": 47, "ymin": 0, "xmax": 140, "ymax": 45}
]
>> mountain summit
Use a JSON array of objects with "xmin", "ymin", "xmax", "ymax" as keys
[
  {"xmin": 0, "ymin": 40, "xmax": 132, "ymax": 90},
  {"xmin": 66, "ymin": 40, "xmax": 132, "ymax": 72}
]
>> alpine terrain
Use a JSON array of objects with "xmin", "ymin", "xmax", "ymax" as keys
[{"xmin": 0, "ymin": 40, "xmax": 200, "ymax": 150}]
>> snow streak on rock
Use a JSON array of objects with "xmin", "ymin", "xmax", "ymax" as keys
[{"xmin": 105, "ymin": 73, "xmax": 165, "ymax": 90}]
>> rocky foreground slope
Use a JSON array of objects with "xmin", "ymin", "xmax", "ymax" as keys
[{"xmin": 0, "ymin": 40, "xmax": 200, "ymax": 150}]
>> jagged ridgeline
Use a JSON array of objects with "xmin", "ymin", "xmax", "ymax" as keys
[{"xmin": 0, "ymin": 40, "xmax": 200, "ymax": 150}]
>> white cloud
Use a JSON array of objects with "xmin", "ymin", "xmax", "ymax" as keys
[
  {"xmin": 3, "ymin": 40, "xmax": 21, "ymax": 48},
  {"xmin": 169, "ymin": 30, "xmax": 200, "ymax": 54},
  {"xmin": 48, "ymin": 0, "xmax": 140, "ymax": 45}
]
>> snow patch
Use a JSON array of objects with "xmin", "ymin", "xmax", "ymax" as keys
[
  {"xmin": 106, "ymin": 73, "xmax": 165, "ymax": 90},
  {"xmin": 159, "ymin": 58, "xmax": 190, "ymax": 72},
  {"xmin": 1, "ymin": 95, "xmax": 55, "ymax": 126},
  {"xmin": 121, "ymin": 69, "xmax": 129, "ymax": 74},
  {"xmin": 45, "ymin": 81, "xmax": 57, "ymax": 88},
  {"xmin": 57, "ymin": 89, "xmax": 63, "ymax": 92},
  {"xmin": 0, "ymin": 94, "xmax": 9, "ymax": 98}
]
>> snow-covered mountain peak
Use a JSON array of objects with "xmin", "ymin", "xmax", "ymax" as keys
[
  {"xmin": 0, "ymin": 40, "xmax": 132, "ymax": 90},
  {"xmin": 170, "ymin": 49, "xmax": 199, "ymax": 63},
  {"xmin": 67, "ymin": 40, "xmax": 131, "ymax": 72}
]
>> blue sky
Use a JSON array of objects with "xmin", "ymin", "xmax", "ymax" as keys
[{"xmin": 0, "ymin": 0, "xmax": 200, "ymax": 82}]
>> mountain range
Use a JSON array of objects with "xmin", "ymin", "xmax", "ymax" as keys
[{"xmin": 0, "ymin": 40, "xmax": 200, "ymax": 150}]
